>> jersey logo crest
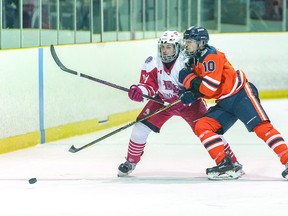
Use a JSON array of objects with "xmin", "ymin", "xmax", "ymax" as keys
[
  {"xmin": 145, "ymin": 56, "xmax": 153, "ymax": 64},
  {"xmin": 163, "ymin": 81, "xmax": 178, "ymax": 93}
]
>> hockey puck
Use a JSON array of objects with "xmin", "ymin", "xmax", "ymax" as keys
[{"xmin": 28, "ymin": 178, "xmax": 37, "ymax": 184}]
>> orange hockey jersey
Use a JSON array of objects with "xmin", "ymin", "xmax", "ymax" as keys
[{"xmin": 184, "ymin": 45, "xmax": 247, "ymax": 100}]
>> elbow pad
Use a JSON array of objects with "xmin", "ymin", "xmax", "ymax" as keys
[
  {"xmin": 190, "ymin": 77, "xmax": 204, "ymax": 97},
  {"xmin": 179, "ymin": 67, "xmax": 202, "ymax": 90},
  {"xmin": 190, "ymin": 77, "xmax": 202, "ymax": 92},
  {"xmin": 179, "ymin": 68, "xmax": 203, "ymax": 97},
  {"xmin": 179, "ymin": 67, "xmax": 192, "ymax": 84}
]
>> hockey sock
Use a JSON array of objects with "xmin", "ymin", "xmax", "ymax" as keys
[
  {"xmin": 254, "ymin": 121, "xmax": 288, "ymax": 164},
  {"xmin": 195, "ymin": 117, "xmax": 226, "ymax": 164},
  {"xmin": 220, "ymin": 135, "xmax": 237, "ymax": 163},
  {"xmin": 126, "ymin": 122, "xmax": 152, "ymax": 163},
  {"xmin": 201, "ymin": 132, "xmax": 226, "ymax": 164},
  {"xmin": 127, "ymin": 140, "xmax": 146, "ymax": 163}
]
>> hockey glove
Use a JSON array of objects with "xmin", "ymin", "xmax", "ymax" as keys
[
  {"xmin": 179, "ymin": 90, "xmax": 198, "ymax": 105},
  {"xmin": 128, "ymin": 85, "xmax": 143, "ymax": 102},
  {"xmin": 179, "ymin": 67, "xmax": 197, "ymax": 90},
  {"xmin": 179, "ymin": 68, "xmax": 203, "ymax": 98}
]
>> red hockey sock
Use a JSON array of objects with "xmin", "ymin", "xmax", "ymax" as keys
[
  {"xmin": 220, "ymin": 135, "xmax": 237, "ymax": 163},
  {"xmin": 126, "ymin": 140, "xmax": 146, "ymax": 164},
  {"xmin": 224, "ymin": 143, "xmax": 237, "ymax": 163}
]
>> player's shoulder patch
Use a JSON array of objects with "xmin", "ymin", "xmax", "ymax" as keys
[
  {"xmin": 145, "ymin": 56, "xmax": 153, "ymax": 64},
  {"xmin": 199, "ymin": 46, "xmax": 217, "ymax": 62}
]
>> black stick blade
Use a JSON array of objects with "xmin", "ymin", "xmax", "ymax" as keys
[
  {"xmin": 50, "ymin": 45, "xmax": 78, "ymax": 75},
  {"xmin": 69, "ymin": 145, "xmax": 79, "ymax": 153}
]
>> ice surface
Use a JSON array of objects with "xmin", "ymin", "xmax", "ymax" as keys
[{"xmin": 0, "ymin": 99, "xmax": 287, "ymax": 216}]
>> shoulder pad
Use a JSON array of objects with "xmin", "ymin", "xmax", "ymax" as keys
[{"xmin": 199, "ymin": 46, "xmax": 217, "ymax": 61}]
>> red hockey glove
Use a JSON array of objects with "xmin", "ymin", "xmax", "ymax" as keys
[{"xmin": 128, "ymin": 85, "xmax": 143, "ymax": 102}]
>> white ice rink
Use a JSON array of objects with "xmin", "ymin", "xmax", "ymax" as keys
[{"xmin": 0, "ymin": 99, "xmax": 288, "ymax": 216}]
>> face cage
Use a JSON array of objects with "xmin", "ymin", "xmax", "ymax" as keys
[{"xmin": 158, "ymin": 43, "xmax": 180, "ymax": 63}]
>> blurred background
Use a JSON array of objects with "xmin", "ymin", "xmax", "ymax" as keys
[{"xmin": 1, "ymin": 0, "xmax": 287, "ymax": 49}]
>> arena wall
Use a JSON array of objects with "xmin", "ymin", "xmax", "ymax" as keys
[{"xmin": 0, "ymin": 33, "xmax": 287, "ymax": 153}]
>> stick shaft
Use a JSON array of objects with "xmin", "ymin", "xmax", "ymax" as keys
[
  {"xmin": 50, "ymin": 45, "xmax": 164, "ymax": 104},
  {"xmin": 69, "ymin": 100, "xmax": 181, "ymax": 152}
]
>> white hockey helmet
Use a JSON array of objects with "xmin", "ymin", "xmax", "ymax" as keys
[{"xmin": 158, "ymin": 31, "xmax": 182, "ymax": 63}]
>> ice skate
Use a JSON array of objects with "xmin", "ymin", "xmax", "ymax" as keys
[
  {"xmin": 281, "ymin": 163, "xmax": 288, "ymax": 179},
  {"xmin": 117, "ymin": 161, "xmax": 136, "ymax": 177},
  {"xmin": 233, "ymin": 161, "xmax": 245, "ymax": 177},
  {"xmin": 206, "ymin": 153, "xmax": 240, "ymax": 180}
]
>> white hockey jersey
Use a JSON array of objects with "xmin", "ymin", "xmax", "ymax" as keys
[{"xmin": 137, "ymin": 54, "xmax": 186, "ymax": 103}]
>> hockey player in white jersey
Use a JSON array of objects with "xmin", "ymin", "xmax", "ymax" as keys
[{"xmin": 117, "ymin": 31, "xmax": 244, "ymax": 179}]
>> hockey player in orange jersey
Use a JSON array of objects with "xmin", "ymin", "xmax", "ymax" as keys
[{"xmin": 178, "ymin": 26, "xmax": 288, "ymax": 180}]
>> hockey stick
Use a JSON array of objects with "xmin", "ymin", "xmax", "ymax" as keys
[
  {"xmin": 50, "ymin": 44, "xmax": 165, "ymax": 105},
  {"xmin": 69, "ymin": 99, "xmax": 181, "ymax": 153}
]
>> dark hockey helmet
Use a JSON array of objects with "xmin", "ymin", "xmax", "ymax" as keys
[
  {"xmin": 183, "ymin": 26, "xmax": 209, "ymax": 44},
  {"xmin": 183, "ymin": 26, "xmax": 209, "ymax": 58}
]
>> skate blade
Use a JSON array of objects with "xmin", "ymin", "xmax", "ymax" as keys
[
  {"xmin": 208, "ymin": 170, "xmax": 240, "ymax": 181},
  {"xmin": 117, "ymin": 172, "xmax": 128, "ymax": 177},
  {"xmin": 117, "ymin": 170, "xmax": 133, "ymax": 177},
  {"xmin": 236, "ymin": 169, "xmax": 245, "ymax": 177}
]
